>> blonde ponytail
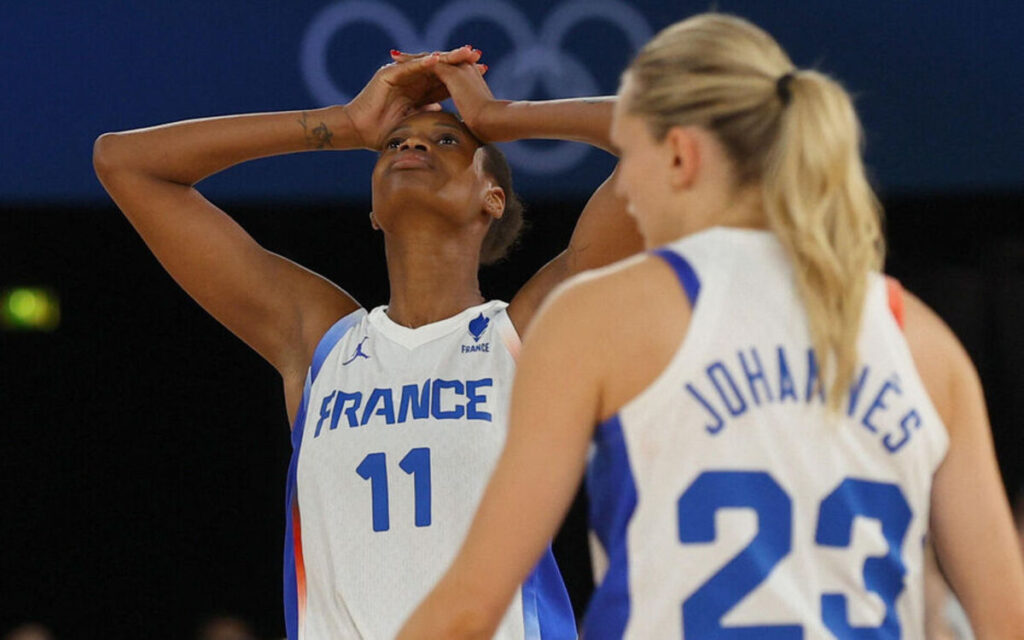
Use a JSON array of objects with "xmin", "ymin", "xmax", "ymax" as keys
[
  {"xmin": 763, "ymin": 71, "xmax": 884, "ymax": 409},
  {"xmin": 625, "ymin": 13, "xmax": 884, "ymax": 410}
]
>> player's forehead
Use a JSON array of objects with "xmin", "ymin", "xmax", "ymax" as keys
[{"xmin": 385, "ymin": 111, "xmax": 475, "ymax": 139}]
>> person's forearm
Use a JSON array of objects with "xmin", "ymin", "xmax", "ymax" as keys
[
  {"xmin": 93, "ymin": 105, "xmax": 361, "ymax": 186},
  {"xmin": 480, "ymin": 97, "xmax": 616, "ymax": 153}
]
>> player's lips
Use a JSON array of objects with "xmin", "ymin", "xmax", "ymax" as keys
[{"xmin": 389, "ymin": 150, "xmax": 433, "ymax": 170}]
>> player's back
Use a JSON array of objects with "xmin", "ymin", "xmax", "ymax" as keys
[
  {"xmin": 284, "ymin": 301, "xmax": 575, "ymax": 639},
  {"xmin": 585, "ymin": 227, "xmax": 948, "ymax": 638}
]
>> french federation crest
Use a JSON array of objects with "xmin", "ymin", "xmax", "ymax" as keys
[{"xmin": 468, "ymin": 313, "xmax": 489, "ymax": 342}]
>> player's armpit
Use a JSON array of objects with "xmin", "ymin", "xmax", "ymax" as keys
[
  {"xmin": 94, "ymin": 137, "xmax": 360, "ymax": 409},
  {"xmin": 508, "ymin": 165, "xmax": 642, "ymax": 334}
]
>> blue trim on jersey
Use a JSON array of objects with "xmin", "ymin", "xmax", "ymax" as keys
[
  {"xmin": 652, "ymin": 247, "xmax": 701, "ymax": 305},
  {"xmin": 520, "ymin": 547, "xmax": 577, "ymax": 639},
  {"xmin": 311, "ymin": 310, "xmax": 365, "ymax": 384},
  {"xmin": 283, "ymin": 309, "xmax": 364, "ymax": 640},
  {"xmin": 584, "ymin": 413, "xmax": 638, "ymax": 638},
  {"xmin": 283, "ymin": 372, "xmax": 311, "ymax": 640}
]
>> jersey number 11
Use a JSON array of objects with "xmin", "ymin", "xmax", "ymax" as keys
[{"xmin": 356, "ymin": 448, "xmax": 432, "ymax": 532}]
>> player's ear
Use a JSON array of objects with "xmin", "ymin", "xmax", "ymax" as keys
[
  {"xmin": 665, "ymin": 126, "xmax": 700, "ymax": 189},
  {"xmin": 369, "ymin": 210, "xmax": 380, "ymax": 230},
  {"xmin": 483, "ymin": 186, "xmax": 505, "ymax": 220}
]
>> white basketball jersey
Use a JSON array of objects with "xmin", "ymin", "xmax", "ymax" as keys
[
  {"xmin": 585, "ymin": 228, "xmax": 949, "ymax": 639},
  {"xmin": 283, "ymin": 301, "xmax": 575, "ymax": 640}
]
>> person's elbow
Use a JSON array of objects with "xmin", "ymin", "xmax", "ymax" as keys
[{"xmin": 92, "ymin": 131, "xmax": 129, "ymax": 184}]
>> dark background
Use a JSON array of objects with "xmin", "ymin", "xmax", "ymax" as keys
[{"xmin": 2, "ymin": 1, "xmax": 1023, "ymax": 638}]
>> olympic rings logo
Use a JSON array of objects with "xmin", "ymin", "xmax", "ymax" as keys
[{"xmin": 300, "ymin": 0, "xmax": 653, "ymax": 174}]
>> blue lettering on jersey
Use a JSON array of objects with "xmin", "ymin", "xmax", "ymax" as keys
[
  {"xmin": 805, "ymin": 348, "xmax": 825, "ymax": 403},
  {"xmin": 739, "ymin": 348, "xmax": 773, "ymax": 405},
  {"xmin": 314, "ymin": 390, "xmax": 337, "ymax": 438},
  {"xmin": 466, "ymin": 378, "xmax": 493, "ymax": 421},
  {"xmin": 461, "ymin": 343, "xmax": 490, "ymax": 353},
  {"xmin": 683, "ymin": 346, "xmax": 928, "ymax": 454},
  {"xmin": 686, "ymin": 384, "xmax": 725, "ymax": 435},
  {"xmin": 846, "ymin": 365, "xmax": 871, "ymax": 416},
  {"xmin": 332, "ymin": 391, "xmax": 362, "ymax": 430},
  {"xmin": 432, "ymin": 379, "xmax": 465, "ymax": 420},
  {"xmin": 312, "ymin": 377, "xmax": 494, "ymax": 434},
  {"xmin": 399, "ymin": 380, "xmax": 430, "ymax": 422},
  {"xmin": 776, "ymin": 346, "xmax": 798, "ymax": 402},
  {"xmin": 362, "ymin": 388, "xmax": 396, "ymax": 425},
  {"xmin": 707, "ymin": 361, "xmax": 747, "ymax": 417}
]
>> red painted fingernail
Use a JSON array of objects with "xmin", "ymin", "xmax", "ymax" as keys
[
  {"xmin": 480, "ymin": 64, "xmax": 489, "ymax": 73},
  {"xmin": 390, "ymin": 49, "xmax": 401, "ymax": 56}
]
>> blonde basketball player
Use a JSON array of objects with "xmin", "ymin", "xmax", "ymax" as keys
[
  {"xmin": 94, "ymin": 47, "xmax": 639, "ymax": 639},
  {"xmin": 400, "ymin": 15, "xmax": 1024, "ymax": 639}
]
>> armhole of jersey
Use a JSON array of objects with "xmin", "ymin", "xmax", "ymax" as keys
[
  {"xmin": 493, "ymin": 308, "xmax": 522, "ymax": 361},
  {"xmin": 886, "ymin": 276, "xmax": 905, "ymax": 330},
  {"xmin": 880, "ymin": 276, "xmax": 949, "ymax": 474},
  {"xmin": 594, "ymin": 247, "xmax": 707, "ymax": 425},
  {"xmin": 310, "ymin": 307, "xmax": 367, "ymax": 384},
  {"xmin": 288, "ymin": 307, "xmax": 367, "ymax": 435},
  {"xmin": 652, "ymin": 247, "xmax": 701, "ymax": 306}
]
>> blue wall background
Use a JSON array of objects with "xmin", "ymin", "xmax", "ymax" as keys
[{"xmin": 3, "ymin": 0, "xmax": 1022, "ymax": 203}]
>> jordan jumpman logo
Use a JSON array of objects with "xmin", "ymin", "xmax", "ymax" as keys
[{"xmin": 342, "ymin": 337, "xmax": 371, "ymax": 365}]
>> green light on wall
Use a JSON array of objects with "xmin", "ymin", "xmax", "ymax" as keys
[{"xmin": 1, "ymin": 287, "xmax": 60, "ymax": 331}]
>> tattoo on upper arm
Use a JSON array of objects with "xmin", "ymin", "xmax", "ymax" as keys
[{"xmin": 298, "ymin": 112, "xmax": 334, "ymax": 149}]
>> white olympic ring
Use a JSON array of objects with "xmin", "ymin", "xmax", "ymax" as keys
[{"xmin": 299, "ymin": 0, "xmax": 653, "ymax": 174}]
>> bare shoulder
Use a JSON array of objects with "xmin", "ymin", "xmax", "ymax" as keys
[
  {"xmin": 900, "ymin": 288, "xmax": 978, "ymax": 425},
  {"xmin": 527, "ymin": 253, "xmax": 692, "ymax": 421},
  {"xmin": 529, "ymin": 253, "xmax": 671, "ymax": 333}
]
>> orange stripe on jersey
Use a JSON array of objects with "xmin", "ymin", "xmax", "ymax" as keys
[
  {"xmin": 886, "ymin": 276, "xmax": 906, "ymax": 330},
  {"xmin": 291, "ymin": 500, "xmax": 307, "ymax": 635},
  {"xmin": 497, "ymin": 319, "xmax": 522, "ymax": 361}
]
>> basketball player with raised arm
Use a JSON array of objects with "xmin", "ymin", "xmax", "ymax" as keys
[{"xmin": 94, "ymin": 47, "xmax": 640, "ymax": 639}]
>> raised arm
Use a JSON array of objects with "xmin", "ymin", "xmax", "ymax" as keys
[
  {"xmin": 415, "ymin": 60, "xmax": 642, "ymax": 332},
  {"xmin": 393, "ymin": 52, "xmax": 616, "ymax": 152},
  {"xmin": 93, "ymin": 52, "xmax": 476, "ymax": 421},
  {"xmin": 904, "ymin": 292, "xmax": 1024, "ymax": 638},
  {"xmin": 505, "ymin": 166, "xmax": 639, "ymax": 332}
]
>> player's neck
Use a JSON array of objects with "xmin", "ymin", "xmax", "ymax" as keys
[{"xmin": 383, "ymin": 233, "xmax": 485, "ymax": 329}]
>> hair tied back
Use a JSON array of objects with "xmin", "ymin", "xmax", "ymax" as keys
[{"xmin": 776, "ymin": 71, "xmax": 796, "ymax": 106}]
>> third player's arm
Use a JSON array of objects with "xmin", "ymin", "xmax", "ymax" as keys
[{"xmin": 904, "ymin": 292, "xmax": 1024, "ymax": 638}]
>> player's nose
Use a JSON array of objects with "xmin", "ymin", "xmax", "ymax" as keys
[{"xmin": 399, "ymin": 134, "xmax": 430, "ymax": 152}]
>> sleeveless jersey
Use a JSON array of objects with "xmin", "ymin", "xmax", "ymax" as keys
[
  {"xmin": 585, "ymin": 228, "xmax": 949, "ymax": 639},
  {"xmin": 283, "ymin": 300, "xmax": 575, "ymax": 640}
]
